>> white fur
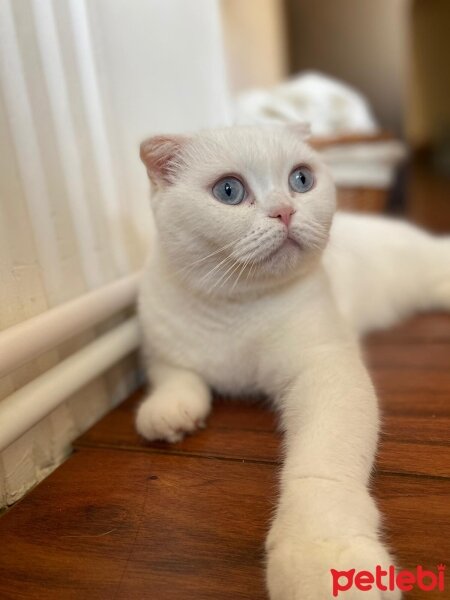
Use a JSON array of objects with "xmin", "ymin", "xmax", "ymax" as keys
[{"xmin": 137, "ymin": 126, "xmax": 450, "ymax": 600}]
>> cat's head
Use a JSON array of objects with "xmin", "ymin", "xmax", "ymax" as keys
[{"xmin": 140, "ymin": 125, "xmax": 336, "ymax": 296}]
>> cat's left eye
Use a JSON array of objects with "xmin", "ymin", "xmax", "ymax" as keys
[
  {"xmin": 289, "ymin": 166, "xmax": 314, "ymax": 193},
  {"xmin": 212, "ymin": 177, "xmax": 246, "ymax": 205}
]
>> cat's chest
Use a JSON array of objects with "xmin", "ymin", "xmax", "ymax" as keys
[{"xmin": 139, "ymin": 283, "xmax": 263, "ymax": 392}]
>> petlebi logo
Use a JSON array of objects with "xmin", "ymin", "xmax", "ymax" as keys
[{"xmin": 331, "ymin": 564, "xmax": 446, "ymax": 597}]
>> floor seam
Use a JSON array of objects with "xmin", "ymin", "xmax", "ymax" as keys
[
  {"xmin": 73, "ymin": 444, "xmax": 450, "ymax": 479},
  {"xmin": 73, "ymin": 441, "xmax": 280, "ymax": 465}
]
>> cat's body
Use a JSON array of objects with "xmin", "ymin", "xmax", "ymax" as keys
[
  {"xmin": 136, "ymin": 125, "xmax": 450, "ymax": 600},
  {"xmin": 325, "ymin": 212, "xmax": 450, "ymax": 332},
  {"xmin": 140, "ymin": 211, "xmax": 450, "ymax": 395}
]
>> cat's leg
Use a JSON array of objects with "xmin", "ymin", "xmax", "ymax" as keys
[
  {"xmin": 326, "ymin": 214, "xmax": 450, "ymax": 333},
  {"xmin": 135, "ymin": 362, "xmax": 212, "ymax": 442},
  {"xmin": 266, "ymin": 341, "xmax": 400, "ymax": 600},
  {"xmin": 398, "ymin": 232, "xmax": 450, "ymax": 314}
]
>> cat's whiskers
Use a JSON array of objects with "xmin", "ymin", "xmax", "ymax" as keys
[
  {"xmin": 245, "ymin": 258, "xmax": 257, "ymax": 284},
  {"xmin": 207, "ymin": 256, "xmax": 242, "ymax": 296},
  {"xmin": 199, "ymin": 233, "xmax": 266, "ymax": 295},
  {"xmin": 175, "ymin": 229, "xmax": 265, "ymax": 285},
  {"xmin": 221, "ymin": 244, "xmax": 268, "ymax": 293},
  {"xmin": 231, "ymin": 245, "xmax": 263, "ymax": 292},
  {"xmin": 239, "ymin": 231, "xmax": 274, "ymax": 259},
  {"xmin": 214, "ymin": 230, "xmax": 277, "ymax": 294},
  {"xmin": 168, "ymin": 241, "xmax": 243, "ymax": 287},
  {"xmin": 187, "ymin": 237, "xmax": 240, "ymax": 267},
  {"xmin": 217, "ymin": 259, "xmax": 244, "ymax": 292},
  {"xmin": 230, "ymin": 253, "xmax": 253, "ymax": 293},
  {"xmin": 290, "ymin": 217, "xmax": 329, "ymax": 252},
  {"xmin": 174, "ymin": 236, "xmax": 242, "ymax": 280},
  {"xmin": 198, "ymin": 251, "xmax": 237, "ymax": 286}
]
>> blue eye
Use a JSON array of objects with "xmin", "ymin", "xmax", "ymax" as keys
[
  {"xmin": 212, "ymin": 177, "xmax": 246, "ymax": 205},
  {"xmin": 289, "ymin": 166, "xmax": 314, "ymax": 193}
]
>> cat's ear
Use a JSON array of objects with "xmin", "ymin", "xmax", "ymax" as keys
[
  {"xmin": 288, "ymin": 122, "xmax": 312, "ymax": 140},
  {"xmin": 140, "ymin": 135, "xmax": 189, "ymax": 186}
]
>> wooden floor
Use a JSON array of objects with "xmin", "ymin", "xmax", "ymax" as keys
[
  {"xmin": 1, "ymin": 159, "xmax": 450, "ymax": 599},
  {"xmin": 0, "ymin": 314, "xmax": 449, "ymax": 599}
]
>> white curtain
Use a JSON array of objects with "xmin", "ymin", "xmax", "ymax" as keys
[{"xmin": 0, "ymin": 0, "xmax": 230, "ymax": 506}]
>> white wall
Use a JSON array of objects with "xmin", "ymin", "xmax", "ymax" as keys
[
  {"xmin": 0, "ymin": 0, "xmax": 230, "ymax": 506},
  {"xmin": 221, "ymin": 0, "xmax": 288, "ymax": 93},
  {"xmin": 286, "ymin": 0, "xmax": 410, "ymax": 135}
]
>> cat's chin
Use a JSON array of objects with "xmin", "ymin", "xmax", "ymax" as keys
[{"xmin": 256, "ymin": 238, "xmax": 305, "ymax": 277}]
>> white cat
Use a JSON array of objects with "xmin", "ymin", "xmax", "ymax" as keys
[{"xmin": 136, "ymin": 125, "xmax": 450, "ymax": 600}]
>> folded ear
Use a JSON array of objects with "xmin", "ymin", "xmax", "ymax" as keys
[{"xmin": 140, "ymin": 135, "xmax": 189, "ymax": 186}]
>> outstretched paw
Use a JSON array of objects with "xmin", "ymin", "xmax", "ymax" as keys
[{"xmin": 267, "ymin": 531, "xmax": 401, "ymax": 600}]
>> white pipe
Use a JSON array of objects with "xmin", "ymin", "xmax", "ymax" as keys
[
  {"xmin": 0, "ymin": 273, "xmax": 140, "ymax": 378},
  {"xmin": 0, "ymin": 318, "xmax": 140, "ymax": 453}
]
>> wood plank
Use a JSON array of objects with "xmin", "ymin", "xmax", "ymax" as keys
[
  {"xmin": 76, "ymin": 393, "xmax": 281, "ymax": 463},
  {"xmin": 373, "ymin": 472, "xmax": 450, "ymax": 572},
  {"xmin": 372, "ymin": 368, "xmax": 450, "ymax": 393},
  {"xmin": 77, "ymin": 391, "xmax": 450, "ymax": 478},
  {"xmin": 377, "ymin": 441, "xmax": 450, "ymax": 478},
  {"xmin": 378, "ymin": 391, "xmax": 450, "ymax": 417},
  {"xmin": 382, "ymin": 414, "xmax": 450, "ymax": 445},
  {"xmin": 365, "ymin": 313, "xmax": 450, "ymax": 344},
  {"xmin": 0, "ymin": 448, "xmax": 273, "ymax": 600},
  {"xmin": 365, "ymin": 342, "xmax": 450, "ymax": 370},
  {"xmin": 0, "ymin": 448, "xmax": 448, "ymax": 600}
]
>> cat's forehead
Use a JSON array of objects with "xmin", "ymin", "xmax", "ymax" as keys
[{"xmin": 183, "ymin": 126, "xmax": 316, "ymax": 178}]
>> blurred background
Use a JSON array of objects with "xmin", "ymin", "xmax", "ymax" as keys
[
  {"xmin": 224, "ymin": 0, "xmax": 449, "ymax": 145},
  {"xmin": 222, "ymin": 0, "xmax": 450, "ymax": 224},
  {"xmin": 0, "ymin": 0, "xmax": 449, "ymax": 507}
]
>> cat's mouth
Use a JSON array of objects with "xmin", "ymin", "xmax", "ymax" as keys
[{"xmin": 257, "ymin": 236, "xmax": 302, "ymax": 265}]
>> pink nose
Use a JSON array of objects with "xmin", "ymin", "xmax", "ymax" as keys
[{"xmin": 269, "ymin": 206, "xmax": 295, "ymax": 227}]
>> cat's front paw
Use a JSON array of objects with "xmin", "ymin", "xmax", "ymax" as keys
[
  {"xmin": 266, "ymin": 529, "xmax": 401, "ymax": 600},
  {"xmin": 135, "ymin": 387, "xmax": 211, "ymax": 443}
]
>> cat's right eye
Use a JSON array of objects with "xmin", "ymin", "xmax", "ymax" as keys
[{"xmin": 212, "ymin": 177, "xmax": 246, "ymax": 205}]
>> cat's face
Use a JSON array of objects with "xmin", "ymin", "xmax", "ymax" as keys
[{"xmin": 141, "ymin": 126, "xmax": 336, "ymax": 295}]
